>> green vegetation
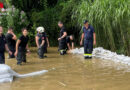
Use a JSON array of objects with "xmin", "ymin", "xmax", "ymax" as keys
[{"xmin": 0, "ymin": 0, "xmax": 130, "ymax": 55}]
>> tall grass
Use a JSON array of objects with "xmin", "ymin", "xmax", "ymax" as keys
[{"xmin": 72, "ymin": 0, "xmax": 130, "ymax": 55}]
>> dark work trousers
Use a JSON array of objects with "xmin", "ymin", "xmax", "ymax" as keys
[
  {"xmin": 8, "ymin": 46, "xmax": 15, "ymax": 58},
  {"xmin": 38, "ymin": 46, "xmax": 44, "ymax": 58},
  {"xmin": 16, "ymin": 47, "xmax": 26, "ymax": 64},
  {"xmin": 44, "ymin": 47, "xmax": 47, "ymax": 53},
  {"xmin": 59, "ymin": 39, "xmax": 66, "ymax": 55},
  {"xmin": 0, "ymin": 52, "xmax": 5, "ymax": 64},
  {"xmin": 84, "ymin": 40, "xmax": 93, "ymax": 57},
  {"xmin": 44, "ymin": 44, "xmax": 47, "ymax": 53}
]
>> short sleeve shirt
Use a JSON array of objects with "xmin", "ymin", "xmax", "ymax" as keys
[
  {"xmin": 19, "ymin": 35, "xmax": 29, "ymax": 48},
  {"xmin": 83, "ymin": 25, "xmax": 95, "ymax": 40},
  {"xmin": 5, "ymin": 33, "xmax": 16, "ymax": 48},
  {"xmin": 60, "ymin": 26, "xmax": 67, "ymax": 41},
  {"xmin": 37, "ymin": 33, "xmax": 46, "ymax": 45},
  {"xmin": 66, "ymin": 36, "xmax": 74, "ymax": 43}
]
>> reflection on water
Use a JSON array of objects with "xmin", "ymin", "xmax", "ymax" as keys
[{"xmin": 0, "ymin": 47, "xmax": 130, "ymax": 90}]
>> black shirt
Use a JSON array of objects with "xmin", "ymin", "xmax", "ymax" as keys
[
  {"xmin": 42, "ymin": 32, "xmax": 47, "ymax": 46},
  {"xmin": 37, "ymin": 33, "xmax": 47, "ymax": 46},
  {"xmin": 66, "ymin": 36, "xmax": 74, "ymax": 43},
  {"xmin": 0, "ymin": 34, "xmax": 6, "ymax": 52},
  {"xmin": 60, "ymin": 26, "xmax": 67, "ymax": 41},
  {"xmin": 19, "ymin": 35, "xmax": 29, "ymax": 49},
  {"xmin": 5, "ymin": 33, "xmax": 16, "ymax": 49}
]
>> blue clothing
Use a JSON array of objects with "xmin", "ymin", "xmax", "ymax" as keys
[
  {"xmin": 83, "ymin": 25, "xmax": 95, "ymax": 57},
  {"xmin": 83, "ymin": 25, "xmax": 95, "ymax": 41}
]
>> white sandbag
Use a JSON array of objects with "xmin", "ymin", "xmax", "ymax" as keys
[
  {"xmin": 0, "ymin": 74, "xmax": 13, "ymax": 79},
  {"xmin": 0, "ymin": 78, "xmax": 13, "ymax": 83},
  {"xmin": 0, "ymin": 64, "xmax": 48, "ymax": 83},
  {"xmin": 0, "ymin": 64, "xmax": 12, "ymax": 75},
  {"xmin": 71, "ymin": 47, "xmax": 130, "ymax": 66}
]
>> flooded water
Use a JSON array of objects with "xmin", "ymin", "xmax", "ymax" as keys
[{"xmin": 0, "ymin": 47, "xmax": 130, "ymax": 90}]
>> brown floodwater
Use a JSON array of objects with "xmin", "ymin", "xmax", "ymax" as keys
[{"xmin": 0, "ymin": 47, "xmax": 130, "ymax": 90}]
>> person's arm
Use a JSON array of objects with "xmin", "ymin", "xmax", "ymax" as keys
[
  {"xmin": 61, "ymin": 32, "xmax": 67, "ymax": 39},
  {"xmin": 35, "ymin": 36, "xmax": 40, "ymax": 48},
  {"xmin": 14, "ymin": 40, "xmax": 21, "ymax": 56},
  {"xmin": 58, "ymin": 32, "xmax": 67, "ymax": 40},
  {"xmin": 26, "ymin": 44, "xmax": 29, "ymax": 51},
  {"xmin": 40, "ymin": 40, "xmax": 45, "ymax": 47},
  {"xmin": 80, "ymin": 33, "xmax": 84, "ymax": 45},
  {"xmin": 26, "ymin": 44, "xmax": 30, "ymax": 53},
  {"xmin": 11, "ymin": 32, "xmax": 17, "ymax": 40},
  {"xmin": 46, "ymin": 37, "xmax": 50, "ymax": 47},
  {"xmin": 72, "ymin": 42, "xmax": 74, "ymax": 49},
  {"xmin": 5, "ymin": 44, "xmax": 12, "ymax": 55},
  {"xmin": 93, "ymin": 33, "xmax": 96, "ymax": 45},
  {"xmin": 67, "ymin": 43, "xmax": 71, "ymax": 50}
]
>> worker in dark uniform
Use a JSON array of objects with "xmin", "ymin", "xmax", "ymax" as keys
[
  {"xmin": 80, "ymin": 20, "xmax": 96, "ymax": 59},
  {"xmin": 66, "ymin": 35, "xmax": 74, "ymax": 51},
  {"xmin": 0, "ymin": 26, "xmax": 12, "ymax": 64},
  {"xmin": 43, "ymin": 32, "xmax": 49, "ymax": 53},
  {"xmin": 5, "ymin": 27, "xmax": 17, "ymax": 58},
  {"xmin": 36, "ymin": 27, "xmax": 47, "ymax": 59},
  {"xmin": 15, "ymin": 28, "xmax": 30, "ymax": 65},
  {"xmin": 58, "ymin": 21, "xmax": 67, "ymax": 55}
]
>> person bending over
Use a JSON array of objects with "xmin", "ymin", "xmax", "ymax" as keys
[{"xmin": 66, "ymin": 35, "xmax": 74, "ymax": 51}]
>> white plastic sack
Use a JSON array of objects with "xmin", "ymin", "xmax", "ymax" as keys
[
  {"xmin": 0, "ymin": 64, "xmax": 48, "ymax": 83},
  {"xmin": 71, "ymin": 47, "xmax": 130, "ymax": 65}
]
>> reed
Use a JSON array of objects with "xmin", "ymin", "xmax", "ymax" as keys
[{"xmin": 72, "ymin": 0, "xmax": 130, "ymax": 55}]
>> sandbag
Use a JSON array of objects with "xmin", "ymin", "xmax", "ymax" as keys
[
  {"xmin": 0, "ymin": 64, "xmax": 48, "ymax": 83},
  {"xmin": 71, "ymin": 47, "xmax": 130, "ymax": 65}
]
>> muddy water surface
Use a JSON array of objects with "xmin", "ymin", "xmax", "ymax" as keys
[{"xmin": 0, "ymin": 47, "xmax": 130, "ymax": 90}]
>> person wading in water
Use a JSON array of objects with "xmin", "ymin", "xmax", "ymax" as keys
[
  {"xmin": 35, "ymin": 27, "xmax": 47, "ymax": 59},
  {"xmin": 5, "ymin": 27, "xmax": 17, "ymax": 59},
  {"xmin": 66, "ymin": 35, "xmax": 75, "ymax": 51},
  {"xmin": 42, "ymin": 32, "xmax": 49, "ymax": 53},
  {"xmin": 0, "ymin": 26, "xmax": 12, "ymax": 64},
  {"xmin": 58, "ymin": 21, "xmax": 67, "ymax": 55},
  {"xmin": 15, "ymin": 28, "xmax": 30, "ymax": 65},
  {"xmin": 80, "ymin": 20, "xmax": 96, "ymax": 59}
]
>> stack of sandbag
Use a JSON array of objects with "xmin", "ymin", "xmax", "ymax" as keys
[
  {"xmin": 71, "ymin": 47, "xmax": 130, "ymax": 65},
  {"xmin": 93, "ymin": 47, "xmax": 130, "ymax": 65},
  {"xmin": 71, "ymin": 48, "xmax": 84, "ymax": 54}
]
